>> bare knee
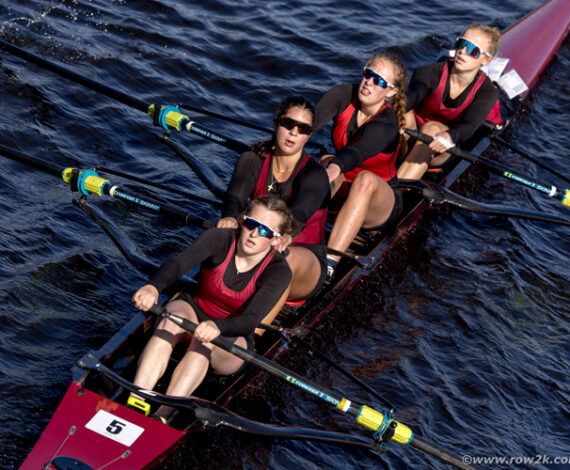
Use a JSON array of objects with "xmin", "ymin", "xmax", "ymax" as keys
[{"xmin": 350, "ymin": 171, "xmax": 379, "ymax": 196}]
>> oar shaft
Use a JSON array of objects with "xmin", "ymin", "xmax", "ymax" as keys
[
  {"xmin": 97, "ymin": 166, "xmax": 222, "ymax": 207},
  {"xmin": 490, "ymin": 134, "xmax": 570, "ymax": 186},
  {"xmin": 109, "ymin": 187, "xmax": 214, "ymax": 228},
  {"xmin": 0, "ymin": 143, "xmax": 63, "ymax": 176},
  {"xmin": 406, "ymin": 129, "xmax": 570, "ymax": 206},
  {"xmin": 263, "ymin": 324, "xmax": 393, "ymax": 409},
  {"xmin": 0, "ymin": 38, "xmax": 148, "ymax": 112},
  {"xmin": 153, "ymin": 306, "xmax": 412, "ymax": 443},
  {"xmin": 411, "ymin": 436, "xmax": 480, "ymax": 470},
  {"xmin": 0, "ymin": 39, "xmax": 249, "ymax": 153},
  {"xmin": 61, "ymin": 168, "xmax": 215, "ymax": 229}
]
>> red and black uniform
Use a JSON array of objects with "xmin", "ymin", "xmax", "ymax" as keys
[
  {"xmin": 315, "ymin": 83, "xmax": 403, "ymax": 229},
  {"xmin": 222, "ymin": 149, "xmax": 330, "ymax": 298},
  {"xmin": 148, "ymin": 228, "xmax": 291, "ymax": 348},
  {"xmin": 407, "ymin": 60, "xmax": 501, "ymax": 144}
]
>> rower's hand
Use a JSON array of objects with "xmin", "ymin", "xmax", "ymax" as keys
[
  {"xmin": 194, "ymin": 320, "xmax": 221, "ymax": 343},
  {"xmin": 132, "ymin": 284, "xmax": 159, "ymax": 311},
  {"xmin": 217, "ymin": 217, "xmax": 239, "ymax": 229},
  {"xmin": 429, "ymin": 131, "xmax": 454, "ymax": 154},
  {"xmin": 325, "ymin": 162, "xmax": 342, "ymax": 183}
]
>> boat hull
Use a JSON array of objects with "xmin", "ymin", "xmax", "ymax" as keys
[
  {"xmin": 20, "ymin": 0, "xmax": 570, "ymax": 468},
  {"xmin": 20, "ymin": 383, "xmax": 184, "ymax": 470}
]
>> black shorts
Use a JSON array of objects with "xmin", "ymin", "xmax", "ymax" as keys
[
  {"xmin": 175, "ymin": 291, "xmax": 255, "ymax": 351},
  {"xmin": 364, "ymin": 176, "xmax": 403, "ymax": 232},
  {"xmin": 287, "ymin": 240, "xmax": 327, "ymax": 301}
]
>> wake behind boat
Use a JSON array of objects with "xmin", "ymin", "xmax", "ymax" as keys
[{"xmin": 1, "ymin": 0, "xmax": 567, "ymax": 468}]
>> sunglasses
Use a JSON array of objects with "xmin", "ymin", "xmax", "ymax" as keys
[
  {"xmin": 277, "ymin": 116, "xmax": 313, "ymax": 135},
  {"xmin": 454, "ymin": 37, "xmax": 492, "ymax": 59},
  {"xmin": 241, "ymin": 215, "xmax": 281, "ymax": 239},
  {"xmin": 362, "ymin": 67, "xmax": 396, "ymax": 89}
]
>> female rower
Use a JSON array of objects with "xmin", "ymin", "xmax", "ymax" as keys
[
  {"xmin": 397, "ymin": 23, "xmax": 502, "ymax": 180},
  {"xmin": 218, "ymin": 96, "xmax": 330, "ymax": 306},
  {"xmin": 314, "ymin": 52, "xmax": 408, "ymax": 278},
  {"xmin": 130, "ymin": 197, "xmax": 299, "ymax": 423}
]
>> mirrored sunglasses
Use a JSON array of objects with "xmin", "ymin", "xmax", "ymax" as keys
[
  {"xmin": 362, "ymin": 67, "xmax": 396, "ymax": 89},
  {"xmin": 241, "ymin": 215, "xmax": 281, "ymax": 239},
  {"xmin": 277, "ymin": 116, "xmax": 313, "ymax": 135},
  {"xmin": 454, "ymin": 37, "xmax": 491, "ymax": 59}
]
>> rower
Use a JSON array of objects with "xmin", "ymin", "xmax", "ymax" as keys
[
  {"xmin": 129, "ymin": 197, "xmax": 299, "ymax": 423},
  {"xmin": 218, "ymin": 96, "xmax": 330, "ymax": 315},
  {"xmin": 397, "ymin": 23, "xmax": 502, "ymax": 180},
  {"xmin": 314, "ymin": 53, "xmax": 409, "ymax": 280}
]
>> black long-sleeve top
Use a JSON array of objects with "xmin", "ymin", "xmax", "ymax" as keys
[
  {"xmin": 406, "ymin": 61, "xmax": 498, "ymax": 144},
  {"xmin": 148, "ymin": 228, "xmax": 291, "ymax": 338},
  {"xmin": 222, "ymin": 150, "xmax": 329, "ymax": 227},
  {"xmin": 314, "ymin": 83, "xmax": 399, "ymax": 174}
]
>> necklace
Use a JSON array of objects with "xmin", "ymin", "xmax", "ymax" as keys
[
  {"xmin": 267, "ymin": 157, "xmax": 284, "ymax": 192},
  {"xmin": 267, "ymin": 171, "xmax": 277, "ymax": 192}
]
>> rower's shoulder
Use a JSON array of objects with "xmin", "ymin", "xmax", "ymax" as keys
[{"xmin": 411, "ymin": 60, "xmax": 446, "ymax": 81}]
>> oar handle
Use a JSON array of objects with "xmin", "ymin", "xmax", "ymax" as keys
[{"xmin": 405, "ymin": 128, "xmax": 570, "ymax": 207}]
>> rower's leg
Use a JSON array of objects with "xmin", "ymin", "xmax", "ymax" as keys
[
  {"xmin": 327, "ymin": 171, "xmax": 394, "ymax": 263},
  {"xmin": 397, "ymin": 121, "xmax": 450, "ymax": 180},
  {"xmin": 153, "ymin": 336, "xmax": 247, "ymax": 422},
  {"xmin": 286, "ymin": 246, "xmax": 322, "ymax": 299},
  {"xmin": 132, "ymin": 300, "xmax": 195, "ymax": 396}
]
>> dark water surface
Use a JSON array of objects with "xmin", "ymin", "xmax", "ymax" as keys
[{"xmin": 1, "ymin": 1, "xmax": 568, "ymax": 469}]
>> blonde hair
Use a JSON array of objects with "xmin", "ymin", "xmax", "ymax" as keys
[
  {"xmin": 365, "ymin": 52, "xmax": 409, "ymax": 155},
  {"xmin": 463, "ymin": 23, "xmax": 501, "ymax": 57}
]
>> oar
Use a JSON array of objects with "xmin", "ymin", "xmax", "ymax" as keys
[
  {"xmin": 0, "ymin": 144, "xmax": 215, "ymax": 229},
  {"xmin": 400, "ymin": 179, "xmax": 570, "ymax": 227},
  {"xmin": 481, "ymin": 121, "xmax": 570, "ymax": 186},
  {"xmin": 72, "ymin": 197, "xmax": 199, "ymax": 289},
  {"xmin": 63, "ymin": 167, "xmax": 215, "ymax": 228},
  {"xmin": 180, "ymin": 103, "xmax": 274, "ymax": 134},
  {"xmin": 0, "ymin": 38, "xmax": 248, "ymax": 153},
  {"xmin": 97, "ymin": 166, "xmax": 222, "ymax": 208},
  {"xmin": 78, "ymin": 353, "xmax": 382, "ymax": 451},
  {"xmin": 150, "ymin": 304, "xmax": 478, "ymax": 470},
  {"xmin": 178, "ymin": 104, "xmax": 329, "ymax": 155},
  {"xmin": 72, "ymin": 198, "xmax": 159, "ymax": 275},
  {"xmin": 490, "ymin": 134, "xmax": 570, "ymax": 186},
  {"xmin": 405, "ymin": 128, "xmax": 570, "ymax": 208},
  {"xmin": 158, "ymin": 134, "xmax": 227, "ymax": 199},
  {"xmin": 256, "ymin": 323, "xmax": 394, "ymax": 410}
]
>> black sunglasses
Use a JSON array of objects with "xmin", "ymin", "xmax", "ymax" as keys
[{"xmin": 277, "ymin": 116, "xmax": 313, "ymax": 135}]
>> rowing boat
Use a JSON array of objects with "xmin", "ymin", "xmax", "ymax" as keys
[{"xmin": 7, "ymin": 0, "xmax": 569, "ymax": 468}]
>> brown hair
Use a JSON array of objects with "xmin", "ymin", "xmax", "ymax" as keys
[
  {"xmin": 242, "ymin": 196, "xmax": 301, "ymax": 238},
  {"xmin": 251, "ymin": 96, "xmax": 316, "ymax": 159},
  {"xmin": 463, "ymin": 23, "xmax": 501, "ymax": 57},
  {"xmin": 365, "ymin": 52, "xmax": 409, "ymax": 155}
]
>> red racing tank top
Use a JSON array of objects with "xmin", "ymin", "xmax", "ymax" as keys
[
  {"xmin": 413, "ymin": 60, "xmax": 502, "ymax": 128},
  {"xmin": 331, "ymin": 100, "xmax": 399, "ymax": 183},
  {"xmin": 193, "ymin": 240, "xmax": 275, "ymax": 319},
  {"xmin": 253, "ymin": 153, "xmax": 327, "ymax": 245}
]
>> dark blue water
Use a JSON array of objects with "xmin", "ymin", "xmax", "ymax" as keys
[{"xmin": 1, "ymin": 1, "xmax": 568, "ymax": 469}]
